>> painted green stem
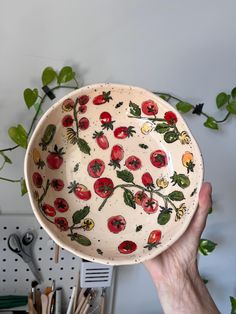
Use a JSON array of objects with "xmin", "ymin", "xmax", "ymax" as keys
[{"xmin": 98, "ymin": 182, "xmax": 178, "ymax": 212}]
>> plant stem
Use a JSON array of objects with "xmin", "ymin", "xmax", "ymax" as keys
[
  {"xmin": 0, "ymin": 177, "xmax": 21, "ymax": 183},
  {"xmin": 0, "ymin": 161, "xmax": 6, "ymax": 171},
  {"xmin": 215, "ymin": 112, "xmax": 231, "ymax": 123},
  {"xmin": 153, "ymin": 92, "xmax": 182, "ymax": 102},
  {"xmin": 73, "ymin": 98, "xmax": 80, "ymax": 138},
  {"xmin": 128, "ymin": 115, "xmax": 166, "ymax": 122},
  {"xmin": 0, "ymin": 84, "xmax": 78, "ymax": 154}
]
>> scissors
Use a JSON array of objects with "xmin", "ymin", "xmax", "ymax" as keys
[{"xmin": 7, "ymin": 231, "xmax": 41, "ymax": 283}]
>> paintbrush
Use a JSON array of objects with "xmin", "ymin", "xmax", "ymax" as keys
[{"xmin": 31, "ymin": 280, "xmax": 39, "ymax": 305}]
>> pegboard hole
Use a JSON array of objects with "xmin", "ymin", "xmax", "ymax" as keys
[
  {"xmin": 16, "ymin": 226, "xmax": 20, "ymax": 230},
  {"xmin": 3, "ymin": 226, "xmax": 7, "ymax": 230}
]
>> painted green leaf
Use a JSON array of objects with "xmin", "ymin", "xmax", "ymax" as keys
[
  {"xmin": 8, "ymin": 124, "xmax": 28, "ymax": 148},
  {"xmin": 0, "ymin": 151, "xmax": 12, "ymax": 164},
  {"xmin": 230, "ymin": 296, "xmax": 236, "ymax": 314},
  {"xmin": 69, "ymin": 233, "xmax": 91, "ymax": 246},
  {"xmin": 155, "ymin": 123, "xmax": 170, "ymax": 134},
  {"xmin": 158, "ymin": 210, "xmax": 171, "ymax": 225},
  {"xmin": 57, "ymin": 66, "xmax": 75, "ymax": 84},
  {"xmin": 164, "ymin": 131, "xmax": 178, "ymax": 143},
  {"xmin": 116, "ymin": 170, "xmax": 134, "ymax": 183},
  {"xmin": 231, "ymin": 87, "xmax": 236, "ymax": 99},
  {"xmin": 139, "ymin": 143, "xmax": 148, "ymax": 149},
  {"xmin": 20, "ymin": 178, "xmax": 27, "ymax": 196},
  {"xmin": 24, "ymin": 88, "xmax": 38, "ymax": 109},
  {"xmin": 176, "ymin": 101, "xmax": 193, "ymax": 113},
  {"xmin": 72, "ymin": 206, "xmax": 90, "ymax": 224},
  {"xmin": 42, "ymin": 67, "xmax": 57, "ymax": 85},
  {"xmin": 216, "ymin": 92, "xmax": 229, "ymax": 108},
  {"xmin": 204, "ymin": 117, "xmax": 219, "ymax": 130},
  {"xmin": 77, "ymin": 138, "xmax": 91, "ymax": 155},
  {"xmin": 123, "ymin": 189, "xmax": 136, "ymax": 209},
  {"xmin": 198, "ymin": 239, "xmax": 217, "ymax": 256},
  {"xmin": 168, "ymin": 191, "xmax": 185, "ymax": 201},
  {"xmin": 129, "ymin": 101, "xmax": 141, "ymax": 116},
  {"xmin": 226, "ymin": 101, "xmax": 236, "ymax": 114}
]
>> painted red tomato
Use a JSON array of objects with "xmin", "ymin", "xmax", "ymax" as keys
[
  {"xmin": 42, "ymin": 203, "xmax": 56, "ymax": 217},
  {"xmin": 93, "ymin": 131, "xmax": 109, "ymax": 149},
  {"xmin": 141, "ymin": 100, "xmax": 158, "ymax": 116},
  {"xmin": 144, "ymin": 230, "xmax": 162, "ymax": 250},
  {"xmin": 125, "ymin": 156, "xmax": 142, "ymax": 171},
  {"xmin": 107, "ymin": 215, "xmax": 126, "ymax": 234},
  {"xmin": 114, "ymin": 126, "xmax": 136, "ymax": 139},
  {"xmin": 135, "ymin": 191, "xmax": 148, "ymax": 205},
  {"xmin": 78, "ymin": 95, "xmax": 89, "ymax": 106},
  {"xmin": 54, "ymin": 198, "xmax": 69, "ymax": 213},
  {"xmin": 62, "ymin": 115, "xmax": 73, "ymax": 127},
  {"xmin": 78, "ymin": 105, "xmax": 87, "ymax": 113},
  {"xmin": 164, "ymin": 111, "xmax": 177, "ymax": 125},
  {"xmin": 93, "ymin": 91, "xmax": 112, "ymax": 105},
  {"xmin": 147, "ymin": 230, "xmax": 162, "ymax": 244},
  {"xmin": 142, "ymin": 197, "xmax": 158, "ymax": 214},
  {"xmin": 150, "ymin": 150, "xmax": 168, "ymax": 168},
  {"xmin": 141, "ymin": 172, "xmax": 154, "ymax": 188},
  {"xmin": 32, "ymin": 172, "xmax": 43, "ymax": 188},
  {"xmin": 68, "ymin": 182, "xmax": 91, "ymax": 200},
  {"xmin": 47, "ymin": 146, "xmax": 65, "ymax": 170},
  {"xmin": 87, "ymin": 159, "xmax": 105, "ymax": 178},
  {"xmin": 100, "ymin": 112, "xmax": 112, "ymax": 124},
  {"xmin": 78, "ymin": 117, "xmax": 89, "ymax": 130},
  {"xmin": 94, "ymin": 177, "xmax": 114, "ymax": 198},
  {"xmin": 118, "ymin": 240, "xmax": 137, "ymax": 254},
  {"xmin": 111, "ymin": 145, "xmax": 124, "ymax": 161},
  {"xmin": 51, "ymin": 179, "xmax": 64, "ymax": 191},
  {"xmin": 54, "ymin": 217, "xmax": 69, "ymax": 231}
]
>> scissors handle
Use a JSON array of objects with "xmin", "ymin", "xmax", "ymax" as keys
[{"xmin": 8, "ymin": 233, "xmax": 23, "ymax": 254}]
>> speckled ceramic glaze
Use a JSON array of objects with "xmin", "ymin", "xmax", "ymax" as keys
[{"xmin": 24, "ymin": 83, "xmax": 203, "ymax": 265}]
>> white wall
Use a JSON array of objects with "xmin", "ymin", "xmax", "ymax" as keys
[{"xmin": 1, "ymin": 1, "xmax": 236, "ymax": 313}]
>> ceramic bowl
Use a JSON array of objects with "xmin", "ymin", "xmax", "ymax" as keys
[{"xmin": 24, "ymin": 83, "xmax": 203, "ymax": 265}]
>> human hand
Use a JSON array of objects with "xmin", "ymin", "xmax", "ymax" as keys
[
  {"xmin": 144, "ymin": 182, "xmax": 212, "ymax": 284},
  {"xmin": 143, "ymin": 182, "xmax": 220, "ymax": 314}
]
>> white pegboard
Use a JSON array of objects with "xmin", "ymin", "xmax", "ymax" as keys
[{"xmin": 0, "ymin": 215, "xmax": 116, "ymax": 313}]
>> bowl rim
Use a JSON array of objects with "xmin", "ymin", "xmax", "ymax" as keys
[{"xmin": 24, "ymin": 83, "xmax": 204, "ymax": 265}]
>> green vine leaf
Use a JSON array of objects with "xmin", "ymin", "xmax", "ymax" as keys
[
  {"xmin": 20, "ymin": 178, "xmax": 27, "ymax": 196},
  {"xmin": 58, "ymin": 66, "xmax": 75, "ymax": 84},
  {"xmin": 226, "ymin": 101, "xmax": 236, "ymax": 114},
  {"xmin": 168, "ymin": 191, "xmax": 185, "ymax": 201},
  {"xmin": 204, "ymin": 117, "xmax": 219, "ymax": 130},
  {"xmin": 230, "ymin": 296, "xmax": 236, "ymax": 314},
  {"xmin": 116, "ymin": 170, "xmax": 134, "ymax": 183},
  {"xmin": 42, "ymin": 67, "xmax": 57, "ymax": 85},
  {"xmin": 216, "ymin": 92, "xmax": 230, "ymax": 109},
  {"xmin": 0, "ymin": 151, "xmax": 12, "ymax": 164},
  {"xmin": 155, "ymin": 123, "xmax": 170, "ymax": 134},
  {"xmin": 24, "ymin": 88, "xmax": 38, "ymax": 109},
  {"xmin": 176, "ymin": 101, "xmax": 193, "ymax": 113},
  {"xmin": 8, "ymin": 124, "xmax": 28, "ymax": 148},
  {"xmin": 231, "ymin": 87, "xmax": 236, "ymax": 99},
  {"xmin": 123, "ymin": 189, "xmax": 136, "ymax": 209},
  {"xmin": 77, "ymin": 138, "xmax": 91, "ymax": 155},
  {"xmin": 198, "ymin": 239, "xmax": 217, "ymax": 256},
  {"xmin": 72, "ymin": 206, "xmax": 90, "ymax": 224},
  {"xmin": 129, "ymin": 101, "xmax": 141, "ymax": 116}
]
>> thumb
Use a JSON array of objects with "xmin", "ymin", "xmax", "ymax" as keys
[{"xmin": 189, "ymin": 182, "xmax": 212, "ymax": 240}]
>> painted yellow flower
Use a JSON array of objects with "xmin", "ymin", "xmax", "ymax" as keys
[
  {"xmin": 81, "ymin": 218, "xmax": 94, "ymax": 231},
  {"xmin": 156, "ymin": 177, "xmax": 169, "ymax": 189},
  {"xmin": 175, "ymin": 203, "xmax": 187, "ymax": 221},
  {"xmin": 141, "ymin": 122, "xmax": 154, "ymax": 135},
  {"xmin": 179, "ymin": 131, "xmax": 191, "ymax": 144},
  {"xmin": 32, "ymin": 148, "xmax": 41, "ymax": 164},
  {"xmin": 62, "ymin": 98, "xmax": 74, "ymax": 112}
]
